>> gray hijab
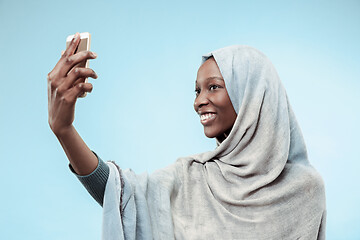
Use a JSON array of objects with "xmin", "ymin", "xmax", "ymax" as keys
[{"xmin": 102, "ymin": 45, "xmax": 326, "ymax": 240}]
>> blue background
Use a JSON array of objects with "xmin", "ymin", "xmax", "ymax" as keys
[{"xmin": 0, "ymin": 0, "xmax": 359, "ymax": 239}]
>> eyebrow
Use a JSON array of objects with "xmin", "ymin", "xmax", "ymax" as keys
[{"xmin": 195, "ymin": 76, "xmax": 224, "ymax": 84}]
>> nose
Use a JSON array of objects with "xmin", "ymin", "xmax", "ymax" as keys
[{"xmin": 194, "ymin": 91, "xmax": 209, "ymax": 112}]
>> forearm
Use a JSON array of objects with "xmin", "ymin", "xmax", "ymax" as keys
[
  {"xmin": 55, "ymin": 125, "xmax": 98, "ymax": 175},
  {"xmin": 69, "ymin": 153, "xmax": 109, "ymax": 206}
]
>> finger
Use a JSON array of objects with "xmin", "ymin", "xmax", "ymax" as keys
[
  {"xmin": 58, "ymin": 51, "xmax": 97, "ymax": 77},
  {"xmin": 73, "ymin": 77, "xmax": 86, "ymax": 87},
  {"xmin": 60, "ymin": 67, "xmax": 97, "ymax": 91},
  {"xmin": 79, "ymin": 82, "xmax": 93, "ymax": 93},
  {"xmin": 65, "ymin": 82, "xmax": 93, "ymax": 103},
  {"xmin": 47, "ymin": 33, "xmax": 80, "ymax": 84},
  {"xmin": 61, "ymin": 50, "xmax": 65, "ymax": 57},
  {"xmin": 63, "ymin": 32, "xmax": 80, "ymax": 57}
]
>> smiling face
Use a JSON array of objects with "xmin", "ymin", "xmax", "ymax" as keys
[{"xmin": 194, "ymin": 57, "xmax": 237, "ymax": 142}]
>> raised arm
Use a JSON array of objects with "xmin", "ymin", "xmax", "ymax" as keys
[{"xmin": 47, "ymin": 32, "xmax": 98, "ymax": 176}]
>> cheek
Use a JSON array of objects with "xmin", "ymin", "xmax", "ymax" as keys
[
  {"xmin": 215, "ymin": 93, "xmax": 236, "ymax": 124},
  {"xmin": 214, "ymin": 92, "xmax": 233, "ymax": 111}
]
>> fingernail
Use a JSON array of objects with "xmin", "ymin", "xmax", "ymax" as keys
[
  {"xmin": 74, "ymin": 32, "xmax": 80, "ymax": 41},
  {"xmin": 92, "ymin": 52, "xmax": 97, "ymax": 58}
]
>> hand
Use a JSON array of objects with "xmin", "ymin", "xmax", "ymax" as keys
[{"xmin": 47, "ymin": 32, "xmax": 98, "ymax": 136}]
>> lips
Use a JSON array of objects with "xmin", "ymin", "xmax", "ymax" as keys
[{"xmin": 199, "ymin": 112, "xmax": 216, "ymax": 125}]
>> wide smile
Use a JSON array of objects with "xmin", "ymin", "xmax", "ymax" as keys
[{"xmin": 200, "ymin": 113, "xmax": 216, "ymax": 125}]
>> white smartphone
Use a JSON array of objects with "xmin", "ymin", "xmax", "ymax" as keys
[{"xmin": 66, "ymin": 32, "xmax": 91, "ymax": 97}]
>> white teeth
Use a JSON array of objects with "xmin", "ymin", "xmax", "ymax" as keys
[{"xmin": 200, "ymin": 113, "xmax": 215, "ymax": 121}]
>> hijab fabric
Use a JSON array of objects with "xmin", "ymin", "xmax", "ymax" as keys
[{"xmin": 102, "ymin": 45, "xmax": 326, "ymax": 240}]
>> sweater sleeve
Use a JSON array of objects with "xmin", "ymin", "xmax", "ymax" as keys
[{"xmin": 69, "ymin": 152, "xmax": 110, "ymax": 206}]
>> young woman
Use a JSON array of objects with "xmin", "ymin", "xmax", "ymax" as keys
[{"xmin": 47, "ymin": 33, "xmax": 326, "ymax": 239}]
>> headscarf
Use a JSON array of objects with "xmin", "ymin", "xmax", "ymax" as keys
[{"xmin": 102, "ymin": 45, "xmax": 326, "ymax": 240}]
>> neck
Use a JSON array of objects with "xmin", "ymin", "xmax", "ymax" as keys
[{"xmin": 216, "ymin": 129, "xmax": 231, "ymax": 143}]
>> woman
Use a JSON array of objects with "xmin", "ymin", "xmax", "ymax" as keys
[{"xmin": 48, "ymin": 33, "xmax": 326, "ymax": 239}]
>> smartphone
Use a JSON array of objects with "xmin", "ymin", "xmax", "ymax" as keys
[{"xmin": 66, "ymin": 32, "xmax": 91, "ymax": 97}]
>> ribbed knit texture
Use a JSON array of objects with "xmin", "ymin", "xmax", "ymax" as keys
[{"xmin": 69, "ymin": 152, "xmax": 109, "ymax": 206}]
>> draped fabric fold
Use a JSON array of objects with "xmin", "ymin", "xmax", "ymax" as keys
[{"xmin": 102, "ymin": 45, "xmax": 326, "ymax": 240}]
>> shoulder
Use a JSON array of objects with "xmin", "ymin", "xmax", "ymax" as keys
[
  {"xmin": 147, "ymin": 156, "xmax": 200, "ymax": 194},
  {"xmin": 287, "ymin": 162, "xmax": 326, "ymax": 207},
  {"xmin": 296, "ymin": 163, "xmax": 325, "ymax": 189}
]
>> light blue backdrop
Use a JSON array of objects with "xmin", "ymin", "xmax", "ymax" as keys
[{"xmin": 0, "ymin": 0, "xmax": 359, "ymax": 239}]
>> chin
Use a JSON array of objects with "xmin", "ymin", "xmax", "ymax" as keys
[
  {"xmin": 203, "ymin": 128, "xmax": 220, "ymax": 139},
  {"xmin": 204, "ymin": 127, "xmax": 232, "ymax": 142}
]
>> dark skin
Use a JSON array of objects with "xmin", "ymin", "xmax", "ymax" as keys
[
  {"xmin": 194, "ymin": 57, "xmax": 237, "ymax": 143},
  {"xmin": 48, "ymin": 33, "xmax": 97, "ymax": 135},
  {"xmin": 48, "ymin": 36, "xmax": 236, "ymax": 176},
  {"xmin": 47, "ymin": 32, "xmax": 98, "ymax": 175}
]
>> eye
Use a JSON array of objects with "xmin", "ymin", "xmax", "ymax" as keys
[
  {"xmin": 209, "ymin": 85, "xmax": 220, "ymax": 91},
  {"xmin": 194, "ymin": 88, "xmax": 200, "ymax": 96}
]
